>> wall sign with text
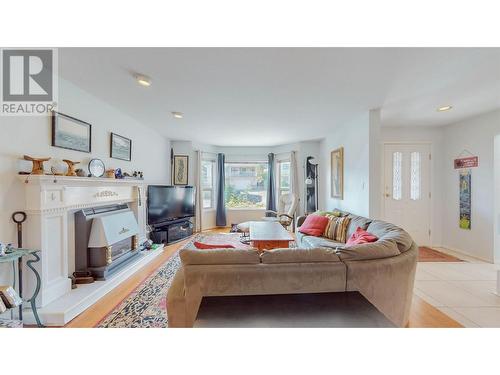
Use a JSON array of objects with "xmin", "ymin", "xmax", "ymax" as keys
[{"xmin": 454, "ymin": 156, "xmax": 478, "ymax": 169}]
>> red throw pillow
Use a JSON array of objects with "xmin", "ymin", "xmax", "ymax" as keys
[
  {"xmin": 298, "ymin": 214, "xmax": 330, "ymax": 237},
  {"xmin": 193, "ymin": 241, "xmax": 235, "ymax": 250},
  {"xmin": 346, "ymin": 227, "xmax": 378, "ymax": 246}
]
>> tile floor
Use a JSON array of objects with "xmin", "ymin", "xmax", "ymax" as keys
[{"xmin": 415, "ymin": 247, "xmax": 500, "ymax": 327}]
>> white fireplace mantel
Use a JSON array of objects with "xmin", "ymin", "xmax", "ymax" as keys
[{"xmin": 17, "ymin": 175, "xmax": 148, "ymax": 311}]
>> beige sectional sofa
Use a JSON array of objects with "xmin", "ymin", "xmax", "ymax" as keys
[{"xmin": 167, "ymin": 211, "xmax": 417, "ymax": 328}]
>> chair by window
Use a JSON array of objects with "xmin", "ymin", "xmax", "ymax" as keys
[{"xmin": 262, "ymin": 192, "xmax": 298, "ymax": 230}]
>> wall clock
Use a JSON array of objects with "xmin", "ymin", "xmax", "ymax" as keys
[{"xmin": 88, "ymin": 159, "xmax": 105, "ymax": 177}]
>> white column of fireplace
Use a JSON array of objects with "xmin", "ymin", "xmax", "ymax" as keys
[{"xmin": 17, "ymin": 175, "xmax": 148, "ymax": 309}]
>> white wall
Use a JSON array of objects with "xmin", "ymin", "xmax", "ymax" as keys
[
  {"xmin": 320, "ymin": 113, "xmax": 371, "ymax": 217},
  {"xmin": 0, "ymin": 77, "xmax": 171, "ymax": 286},
  {"xmin": 369, "ymin": 109, "xmax": 382, "ymax": 219},
  {"xmin": 441, "ymin": 109, "xmax": 500, "ymax": 262}
]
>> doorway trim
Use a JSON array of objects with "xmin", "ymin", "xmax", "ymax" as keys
[{"xmin": 381, "ymin": 141, "xmax": 434, "ymax": 246}]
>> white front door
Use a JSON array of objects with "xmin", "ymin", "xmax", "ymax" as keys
[{"xmin": 383, "ymin": 143, "xmax": 431, "ymax": 246}]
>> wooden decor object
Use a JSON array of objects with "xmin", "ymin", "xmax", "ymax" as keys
[
  {"xmin": 63, "ymin": 159, "xmax": 80, "ymax": 176},
  {"xmin": 105, "ymin": 169, "xmax": 116, "ymax": 179},
  {"xmin": 23, "ymin": 155, "xmax": 51, "ymax": 175}
]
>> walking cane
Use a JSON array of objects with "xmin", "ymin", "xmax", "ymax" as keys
[{"xmin": 12, "ymin": 211, "xmax": 27, "ymax": 320}]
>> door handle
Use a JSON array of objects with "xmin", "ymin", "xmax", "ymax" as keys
[{"xmin": 385, "ymin": 193, "xmax": 390, "ymax": 198}]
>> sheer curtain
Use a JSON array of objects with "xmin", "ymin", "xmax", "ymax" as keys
[
  {"xmin": 215, "ymin": 153, "xmax": 227, "ymax": 227},
  {"xmin": 194, "ymin": 150, "xmax": 203, "ymax": 232},
  {"xmin": 290, "ymin": 150, "xmax": 300, "ymax": 204}
]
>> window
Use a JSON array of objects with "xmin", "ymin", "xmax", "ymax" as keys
[
  {"xmin": 225, "ymin": 162, "xmax": 268, "ymax": 208},
  {"xmin": 410, "ymin": 152, "xmax": 421, "ymax": 200},
  {"xmin": 278, "ymin": 160, "xmax": 291, "ymax": 196},
  {"xmin": 201, "ymin": 159, "xmax": 215, "ymax": 209},
  {"xmin": 392, "ymin": 152, "xmax": 402, "ymax": 200}
]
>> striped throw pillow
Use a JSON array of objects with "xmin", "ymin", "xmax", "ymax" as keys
[{"xmin": 323, "ymin": 215, "xmax": 351, "ymax": 243}]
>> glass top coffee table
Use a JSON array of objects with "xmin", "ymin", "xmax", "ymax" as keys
[{"xmin": 249, "ymin": 221, "xmax": 294, "ymax": 251}]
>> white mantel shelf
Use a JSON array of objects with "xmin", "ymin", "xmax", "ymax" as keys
[
  {"xmin": 18, "ymin": 174, "xmax": 146, "ymax": 186},
  {"xmin": 17, "ymin": 174, "xmax": 147, "ymax": 214},
  {"xmin": 17, "ymin": 173, "xmax": 150, "ymax": 325},
  {"xmin": 17, "ymin": 174, "xmax": 145, "ymax": 185}
]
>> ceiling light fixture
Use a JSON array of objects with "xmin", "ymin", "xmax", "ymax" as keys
[
  {"xmin": 172, "ymin": 112, "xmax": 183, "ymax": 119},
  {"xmin": 437, "ymin": 105, "xmax": 452, "ymax": 112},
  {"xmin": 135, "ymin": 74, "xmax": 152, "ymax": 87}
]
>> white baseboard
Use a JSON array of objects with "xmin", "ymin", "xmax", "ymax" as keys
[{"xmin": 433, "ymin": 245, "xmax": 491, "ymax": 263}]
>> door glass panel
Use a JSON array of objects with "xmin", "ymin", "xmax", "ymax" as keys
[
  {"xmin": 410, "ymin": 152, "xmax": 421, "ymax": 200},
  {"xmin": 392, "ymin": 152, "xmax": 402, "ymax": 200}
]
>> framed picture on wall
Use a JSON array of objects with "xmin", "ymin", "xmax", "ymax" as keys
[
  {"xmin": 459, "ymin": 169, "xmax": 471, "ymax": 230},
  {"xmin": 110, "ymin": 132, "xmax": 132, "ymax": 161},
  {"xmin": 51, "ymin": 111, "xmax": 92, "ymax": 153},
  {"xmin": 173, "ymin": 155, "xmax": 189, "ymax": 185},
  {"xmin": 331, "ymin": 147, "xmax": 344, "ymax": 199}
]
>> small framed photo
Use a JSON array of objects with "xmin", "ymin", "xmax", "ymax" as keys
[
  {"xmin": 110, "ymin": 133, "xmax": 132, "ymax": 161},
  {"xmin": 52, "ymin": 111, "xmax": 92, "ymax": 153},
  {"xmin": 173, "ymin": 155, "xmax": 189, "ymax": 185}
]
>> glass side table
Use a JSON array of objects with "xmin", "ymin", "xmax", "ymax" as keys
[{"xmin": 0, "ymin": 249, "xmax": 44, "ymax": 327}]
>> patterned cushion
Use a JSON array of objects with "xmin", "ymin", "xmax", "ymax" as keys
[
  {"xmin": 315, "ymin": 210, "xmax": 346, "ymax": 217},
  {"xmin": 323, "ymin": 215, "xmax": 351, "ymax": 243}
]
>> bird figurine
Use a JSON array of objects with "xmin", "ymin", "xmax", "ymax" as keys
[{"xmin": 63, "ymin": 159, "xmax": 80, "ymax": 176}]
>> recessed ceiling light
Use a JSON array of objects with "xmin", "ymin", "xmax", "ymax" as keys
[
  {"xmin": 134, "ymin": 74, "xmax": 152, "ymax": 87},
  {"xmin": 172, "ymin": 112, "xmax": 183, "ymax": 119},
  {"xmin": 437, "ymin": 105, "xmax": 452, "ymax": 112}
]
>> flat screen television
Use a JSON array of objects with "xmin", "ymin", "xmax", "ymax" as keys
[{"xmin": 147, "ymin": 185, "xmax": 195, "ymax": 226}]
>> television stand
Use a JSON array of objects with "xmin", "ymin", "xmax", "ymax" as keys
[{"xmin": 150, "ymin": 218, "xmax": 193, "ymax": 245}]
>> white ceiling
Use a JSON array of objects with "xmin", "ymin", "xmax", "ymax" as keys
[{"xmin": 59, "ymin": 48, "xmax": 500, "ymax": 146}]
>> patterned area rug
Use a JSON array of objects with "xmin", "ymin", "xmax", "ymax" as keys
[
  {"xmin": 96, "ymin": 233, "xmax": 249, "ymax": 328},
  {"xmin": 418, "ymin": 246, "xmax": 465, "ymax": 262}
]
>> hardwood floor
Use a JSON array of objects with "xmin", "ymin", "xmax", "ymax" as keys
[
  {"xmin": 65, "ymin": 238, "xmax": 185, "ymax": 328},
  {"xmin": 409, "ymin": 295, "xmax": 462, "ymax": 328},
  {"xmin": 65, "ymin": 228, "xmax": 462, "ymax": 328}
]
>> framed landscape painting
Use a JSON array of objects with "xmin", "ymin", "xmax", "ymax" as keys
[
  {"xmin": 52, "ymin": 111, "xmax": 91, "ymax": 153},
  {"xmin": 173, "ymin": 155, "xmax": 189, "ymax": 185},
  {"xmin": 331, "ymin": 147, "xmax": 344, "ymax": 199},
  {"xmin": 110, "ymin": 133, "xmax": 132, "ymax": 161}
]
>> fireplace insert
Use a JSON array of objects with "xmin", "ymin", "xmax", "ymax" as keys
[{"xmin": 75, "ymin": 204, "xmax": 140, "ymax": 280}]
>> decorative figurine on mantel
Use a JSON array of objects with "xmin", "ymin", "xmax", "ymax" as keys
[
  {"xmin": 75, "ymin": 168, "xmax": 86, "ymax": 177},
  {"xmin": 105, "ymin": 169, "xmax": 116, "ymax": 178},
  {"xmin": 63, "ymin": 159, "xmax": 80, "ymax": 176},
  {"xmin": 133, "ymin": 171, "xmax": 144, "ymax": 179},
  {"xmin": 114, "ymin": 168, "xmax": 123, "ymax": 179},
  {"xmin": 23, "ymin": 155, "xmax": 51, "ymax": 175}
]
